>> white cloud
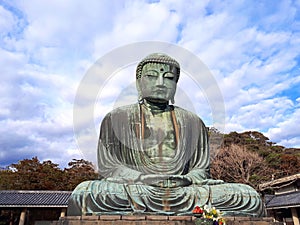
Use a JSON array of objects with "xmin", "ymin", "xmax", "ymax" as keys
[
  {"xmin": 266, "ymin": 104, "xmax": 300, "ymax": 147},
  {"xmin": 0, "ymin": 5, "xmax": 15, "ymax": 36},
  {"xmin": 93, "ymin": 1, "xmax": 181, "ymax": 56}
]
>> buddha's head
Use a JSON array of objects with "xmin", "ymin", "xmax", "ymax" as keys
[{"xmin": 136, "ymin": 53, "xmax": 180, "ymax": 104}]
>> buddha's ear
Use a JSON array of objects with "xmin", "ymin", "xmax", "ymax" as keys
[
  {"xmin": 170, "ymin": 84, "xmax": 177, "ymax": 104},
  {"xmin": 136, "ymin": 79, "xmax": 143, "ymax": 102}
]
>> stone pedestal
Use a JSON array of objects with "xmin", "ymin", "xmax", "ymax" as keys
[{"xmin": 46, "ymin": 215, "xmax": 284, "ymax": 225}]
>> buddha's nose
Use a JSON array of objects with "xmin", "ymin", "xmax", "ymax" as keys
[{"xmin": 156, "ymin": 75, "xmax": 164, "ymax": 86}]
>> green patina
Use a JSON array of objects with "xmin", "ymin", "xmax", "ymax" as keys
[{"xmin": 68, "ymin": 53, "xmax": 264, "ymax": 217}]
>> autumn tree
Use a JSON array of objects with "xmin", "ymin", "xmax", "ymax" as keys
[
  {"xmin": 210, "ymin": 144, "xmax": 272, "ymax": 189},
  {"xmin": 222, "ymin": 131, "xmax": 300, "ymax": 180},
  {"xmin": 0, "ymin": 157, "xmax": 97, "ymax": 191},
  {"xmin": 6, "ymin": 157, "xmax": 64, "ymax": 190},
  {"xmin": 0, "ymin": 168, "xmax": 15, "ymax": 190},
  {"xmin": 63, "ymin": 159, "xmax": 98, "ymax": 191},
  {"xmin": 279, "ymin": 154, "xmax": 300, "ymax": 176}
]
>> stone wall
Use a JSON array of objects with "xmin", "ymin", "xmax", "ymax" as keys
[{"xmin": 45, "ymin": 215, "xmax": 284, "ymax": 225}]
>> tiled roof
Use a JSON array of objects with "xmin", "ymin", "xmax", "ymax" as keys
[
  {"xmin": 259, "ymin": 173, "xmax": 300, "ymax": 191},
  {"xmin": 0, "ymin": 190, "xmax": 72, "ymax": 207},
  {"xmin": 265, "ymin": 191, "xmax": 300, "ymax": 209}
]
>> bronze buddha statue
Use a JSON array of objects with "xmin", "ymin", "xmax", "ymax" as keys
[{"xmin": 68, "ymin": 53, "xmax": 264, "ymax": 216}]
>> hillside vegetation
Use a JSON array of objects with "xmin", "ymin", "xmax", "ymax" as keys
[{"xmin": 210, "ymin": 130, "xmax": 300, "ymax": 189}]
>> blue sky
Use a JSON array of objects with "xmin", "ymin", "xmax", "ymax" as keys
[{"xmin": 0, "ymin": 0, "xmax": 300, "ymax": 168}]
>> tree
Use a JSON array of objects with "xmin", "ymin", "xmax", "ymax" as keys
[
  {"xmin": 210, "ymin": 144, "xmax": 272, "ymax": 189},
  {"xmin": 38, "ymin": 160, "xmax": 65, "ymax": 190},
  {"xmin": 0, "ymin": 157, "xmax": 98, "ymax": 191},
  {"xmin": 221, "ymin": 131, "xmax": 300, "ymax": 180},
  {"xmin": 208, "ymin": 127, "xmax": 224, "ymax": 159},
  {"xmin": 6, "ymin": 157, "xmax": 64, "ymax": 190},
  {"xmin": 279, "ymin": 154, "xmax": 300, "ymax": 176},
  {"xmin": 0, "ymin": 168, "xmax": 15, "ymax": 190},
  {"xmin": 63, "ymin": 159, "xmax": 98, "ymax": 191}
]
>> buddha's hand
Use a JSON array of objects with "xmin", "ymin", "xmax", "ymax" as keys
[
  {"xmin": 168, "ymin": 175, "xmax": 192, "ymax": 187},
  {"xmin": 196, "ymin": 179, "xmax": 224, "ymax": 185},
  {"xmin": 139, "ymin": 174, "xmax": 169, "ymax": 186},
  {"xmin": 139, "ymin": 174, "xmax": 192, "ymax": 188}
]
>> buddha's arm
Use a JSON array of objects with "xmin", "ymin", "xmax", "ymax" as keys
[
  {"xmin": 182, "ymin": 116, "xmax": 224, "ymax": 185},
  {"xmin": 97, "ymin": 139, "xmax": 144, "ymax": 182},
  {"xmin": 186, "ymin": 169, "xmax": 224, "ymax": 185},
  {"xmin": 97, "ymin": 113, "xmax": 144, "ymax": 183},
  {"xmin": 106, "ymin": 166, "xmax": 142, "ymax": 182}
]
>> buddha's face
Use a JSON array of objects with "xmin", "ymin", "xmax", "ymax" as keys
[{"xmin": 138, "ymin": 63, "xmax": 178, "ymax": 103}]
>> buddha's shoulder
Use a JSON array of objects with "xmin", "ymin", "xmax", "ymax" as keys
[
  {"xmin": 104, "ymin": 104, "xmax": 139, "ymax": 117},
  {"xmin": 173, "ymin": 106, "xmax": 205, "ymax": 125},
  {"xmin": 173, "ymin": 106, "xmax": 200, "ymax": 118}
]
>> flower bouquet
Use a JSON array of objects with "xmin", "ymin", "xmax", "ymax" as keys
[{"xmin": 192, "ymin": 205, "xmax": 226, "ymax": 225}]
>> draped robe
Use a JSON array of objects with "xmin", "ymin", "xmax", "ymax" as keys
[{"xmin": 68, "ymin": 103, "xmax": 264, "ymax": 216}]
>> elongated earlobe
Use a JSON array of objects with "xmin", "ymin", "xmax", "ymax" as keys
[
  {"xmin": 171, "ymin": 97, "xmax": 175, "ymax": 104},
  {"xmin": 138, "ymin": 96, "xmax": 144, "ymax": 103},
  {"xmin": 136, "ymin": 80, "xmax": 142, "ymax": 103}
]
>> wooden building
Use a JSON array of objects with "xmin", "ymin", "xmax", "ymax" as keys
[
  {"xmin": 259, "ymin": 173, "xmax": 300, "ymax": 225},
  {"xmin": 0, "ymin": 190, "xmax": 71, "ymax": 225}
]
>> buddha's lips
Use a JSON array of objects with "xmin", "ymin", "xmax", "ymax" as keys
[{"xmin": 153, "ymin": 88, "xmax": 167, "ymax": 93}]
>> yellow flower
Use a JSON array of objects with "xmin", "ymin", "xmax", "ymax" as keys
[{"xmin": 211, "ymin": 209, "xmax": 217, "ymax": 215}]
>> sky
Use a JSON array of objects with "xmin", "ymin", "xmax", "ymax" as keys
[{"xmin": 0, "ymin": 0, "xmax": 300, "ymax": 168}]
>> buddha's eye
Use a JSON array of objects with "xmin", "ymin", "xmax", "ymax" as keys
[
  {"xmin": 143, "ymin": 70, "xmax": 158, "ymax": 78},
  {"xmin": 164, "ymin": 72, "xmax": 175, "ymax": 80},
  {"xmin": 144, "ymin": 74, "xmax": 157, "ymax": 79}
]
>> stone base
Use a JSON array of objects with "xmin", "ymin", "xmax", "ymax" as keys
[{"xmin": 44, "ymin": 216, "xmax": 284, "ymax": 225}]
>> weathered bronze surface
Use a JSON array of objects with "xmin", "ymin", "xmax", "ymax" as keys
[{"xmin": 68, "ymin": 53, "xmax": 264, "ymax": 216}]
